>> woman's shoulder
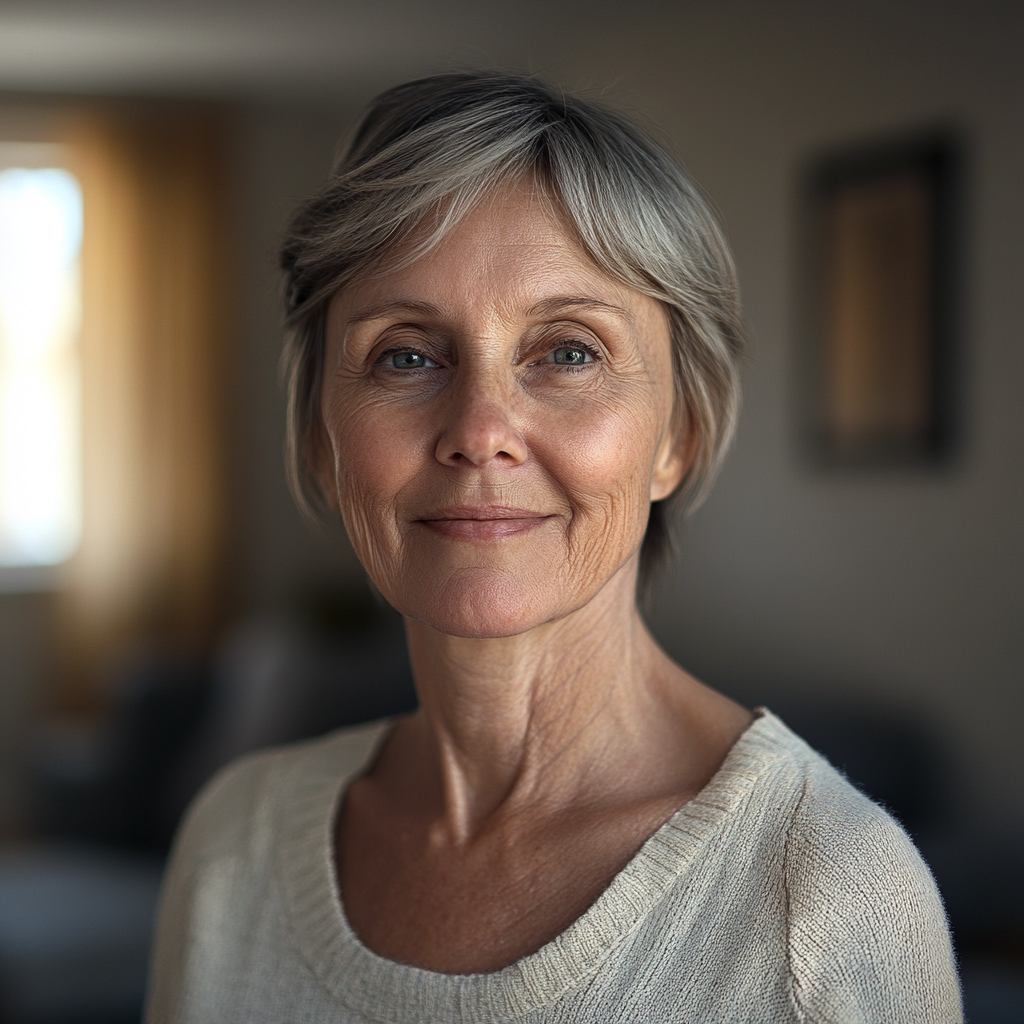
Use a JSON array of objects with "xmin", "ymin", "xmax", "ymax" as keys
[
  {"xmin": 172, "ymin": 717, "xmax": 393, "ymax": 862},
  {"xmin": 751, "ymin": 712, "xmax": 929, "ymax": 881},
  {"xmin": 741, "ymin": 710, "xmax": 914, "ymax": 838},
  {"xmin": 744, "ymin": 711, "xmax": 962, "ymax": 1021},
  {"xmin": 745, "ymin": 711, "xmax": 943, "ymax": 906}
]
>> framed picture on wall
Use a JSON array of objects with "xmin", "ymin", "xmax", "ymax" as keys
[{"xmin": 800, "ymin": 133, "xmax": 960, "ymax": 466}]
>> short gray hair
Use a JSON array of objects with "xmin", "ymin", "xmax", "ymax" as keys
[{"xmin": 280, "ymin": 71, "xmax": 743, "ymax": 584}]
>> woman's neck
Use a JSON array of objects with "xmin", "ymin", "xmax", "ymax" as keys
[{"xmin": 396, "ymin": 563, "xmax": 707, "ymax": 844}]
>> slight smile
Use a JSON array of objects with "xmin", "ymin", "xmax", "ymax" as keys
[{"xmin": 416, "ymin": 506, "xmax": 555, "ymax": 540}]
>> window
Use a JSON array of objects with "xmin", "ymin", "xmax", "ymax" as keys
[{"xmin": 0, "ymin": 144, "xmax": 83, "ymax": 573}]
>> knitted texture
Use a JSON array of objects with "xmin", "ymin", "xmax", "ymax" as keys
[{"xmin": 145, "ymin": 712, "xmax": 962, "ymax": 1023}]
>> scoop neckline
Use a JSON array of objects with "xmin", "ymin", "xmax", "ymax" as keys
[{"xmin": 276, "ymin": 709, "xmax": 795, "ymax": 1023}]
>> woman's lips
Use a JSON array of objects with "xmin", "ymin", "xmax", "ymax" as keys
[{"xmin": 416, "ymin": 507, "xmax": 553, "ymax": 540}]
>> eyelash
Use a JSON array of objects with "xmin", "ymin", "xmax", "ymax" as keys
[
  {"xmin": 376, "ymin": 346, "xmax": 439, "ymax": 370},
  {"xmin": 536, "ymin": 339, "xmax": 600, "ymax": 371},
  {"xmin": 373, "ymin": 338, "xmax": 601, "ymax": 372}
]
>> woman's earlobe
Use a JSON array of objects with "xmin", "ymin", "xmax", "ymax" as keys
[
  {"xmin": 650, "ymin": 449, "xmax": 684, "ymax": 502},
  {"xmin": 650, "ymin": 420, "xmax": 698, "ymax": 502}
]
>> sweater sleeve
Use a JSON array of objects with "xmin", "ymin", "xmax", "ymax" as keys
[
  {"xmin": 784, "ymin": 767, "xmax": 963, "ymax": 1024},
  {"xmin": 144, "ymin": 747, "xmax": 283, "ymax": 1024}
]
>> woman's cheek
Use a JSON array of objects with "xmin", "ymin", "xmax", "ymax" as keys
[
  {"xmin": 333, "ymin": 392, "xmax": 414, "ymax": 481},
  {"xmin": 546, "ymin": 404, "xmax": 658, "ymax": 570},
  {"xmin": 545, "ymin": 397, "xmax": 658, "ymax": 499}
]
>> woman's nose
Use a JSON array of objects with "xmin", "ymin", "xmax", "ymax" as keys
[{"xmin": 435, "ymin": 372, "xmax": 528, "ymax": 468}]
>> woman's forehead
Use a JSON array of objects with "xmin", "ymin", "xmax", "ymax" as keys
[{"xmin": 328, "ymin": 186, "xmax": 663, "ymax": 332}]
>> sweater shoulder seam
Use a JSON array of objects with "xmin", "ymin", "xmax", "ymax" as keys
[{"xmin": 784, "ymin": 763, "xmax": 813, "ymax": 1024}]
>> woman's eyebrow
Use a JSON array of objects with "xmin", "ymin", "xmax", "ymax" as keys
[
  {"xmin": 526, "ymin": 296, "xmax": 636, "ymax": 328},
  {"xmin": 344, "ymin": 296, "xmax": 637, "ymax": 331},
  {"xmin": 345, "ymin": 299, "xmax": 445, "ymax": 327}
]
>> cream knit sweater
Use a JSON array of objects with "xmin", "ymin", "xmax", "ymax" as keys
[{"xmin": 145, "ymin": 711, "xmax": 962, "ymax": 1023}]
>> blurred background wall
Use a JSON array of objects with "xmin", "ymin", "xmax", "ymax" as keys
[{"xmin": 0, "ymin": 0, "xmax": 1020, "ymax": 1019}]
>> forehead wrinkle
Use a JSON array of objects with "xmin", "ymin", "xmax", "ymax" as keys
[{"xmin": 335, "ymin": 234, "xmax": 653, "ymax": 359}]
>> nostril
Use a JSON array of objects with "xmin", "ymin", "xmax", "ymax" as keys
[{"xmin": 435, "ymin": 400, "xmax": 528, "ymax": 467}]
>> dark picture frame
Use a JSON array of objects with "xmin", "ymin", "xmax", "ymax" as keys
[{"xmin": 799, "ymin": 133, "xmax": 961, "ymax": 467}]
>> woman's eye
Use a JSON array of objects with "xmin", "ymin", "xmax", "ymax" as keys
[
  {"xmin": 544, "ymin": 346, "xmax": 594, "ymax": 366},
  {"xmin": 386, "ymin": 351, "xmax": 438, "ymax": 369}
]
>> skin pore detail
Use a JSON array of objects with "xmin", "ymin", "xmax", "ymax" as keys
[{"xmin": 319, "ymin": 181, "xmax": 753, "ymax": 973}]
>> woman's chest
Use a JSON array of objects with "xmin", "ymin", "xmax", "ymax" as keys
[{"xmin": 334, "ymin": 792, "xmax": 686, "ymax": 974}]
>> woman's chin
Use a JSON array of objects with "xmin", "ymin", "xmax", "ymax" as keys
[{"xmin": 390, "ymin": 567, "xmax": 566, "ymax": 640}]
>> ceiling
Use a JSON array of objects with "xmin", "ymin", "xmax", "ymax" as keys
[{"xmin": 0, "ymin": 0, "xmax": 609, "ymax": 98}]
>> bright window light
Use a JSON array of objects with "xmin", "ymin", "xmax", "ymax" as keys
[{"xmin": 0, "ymin": 158, "xmax": 83, "ymax": 568}]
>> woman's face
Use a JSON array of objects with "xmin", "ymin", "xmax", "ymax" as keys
[{"xmin": 318, "ymin": 184, "xmax": 687, "ymax": 639}]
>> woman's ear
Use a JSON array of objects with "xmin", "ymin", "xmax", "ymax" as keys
[{"xmin": 650, "ymin": 410, "xmax": 699, "ymax": 502}]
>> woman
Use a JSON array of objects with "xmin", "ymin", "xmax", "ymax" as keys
[{"xmin": 147, "ymin": 73, "xmax": 961, "ymax": 1022}]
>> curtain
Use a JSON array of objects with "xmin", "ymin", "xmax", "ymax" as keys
[{"xmin": 56, "ymin": 104, "xmax": 234, "ymax": 712}]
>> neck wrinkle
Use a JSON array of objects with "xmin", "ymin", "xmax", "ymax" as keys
[{"xmin": 404, "ymin": 569, "xmax": 663, "ymax": 843}]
